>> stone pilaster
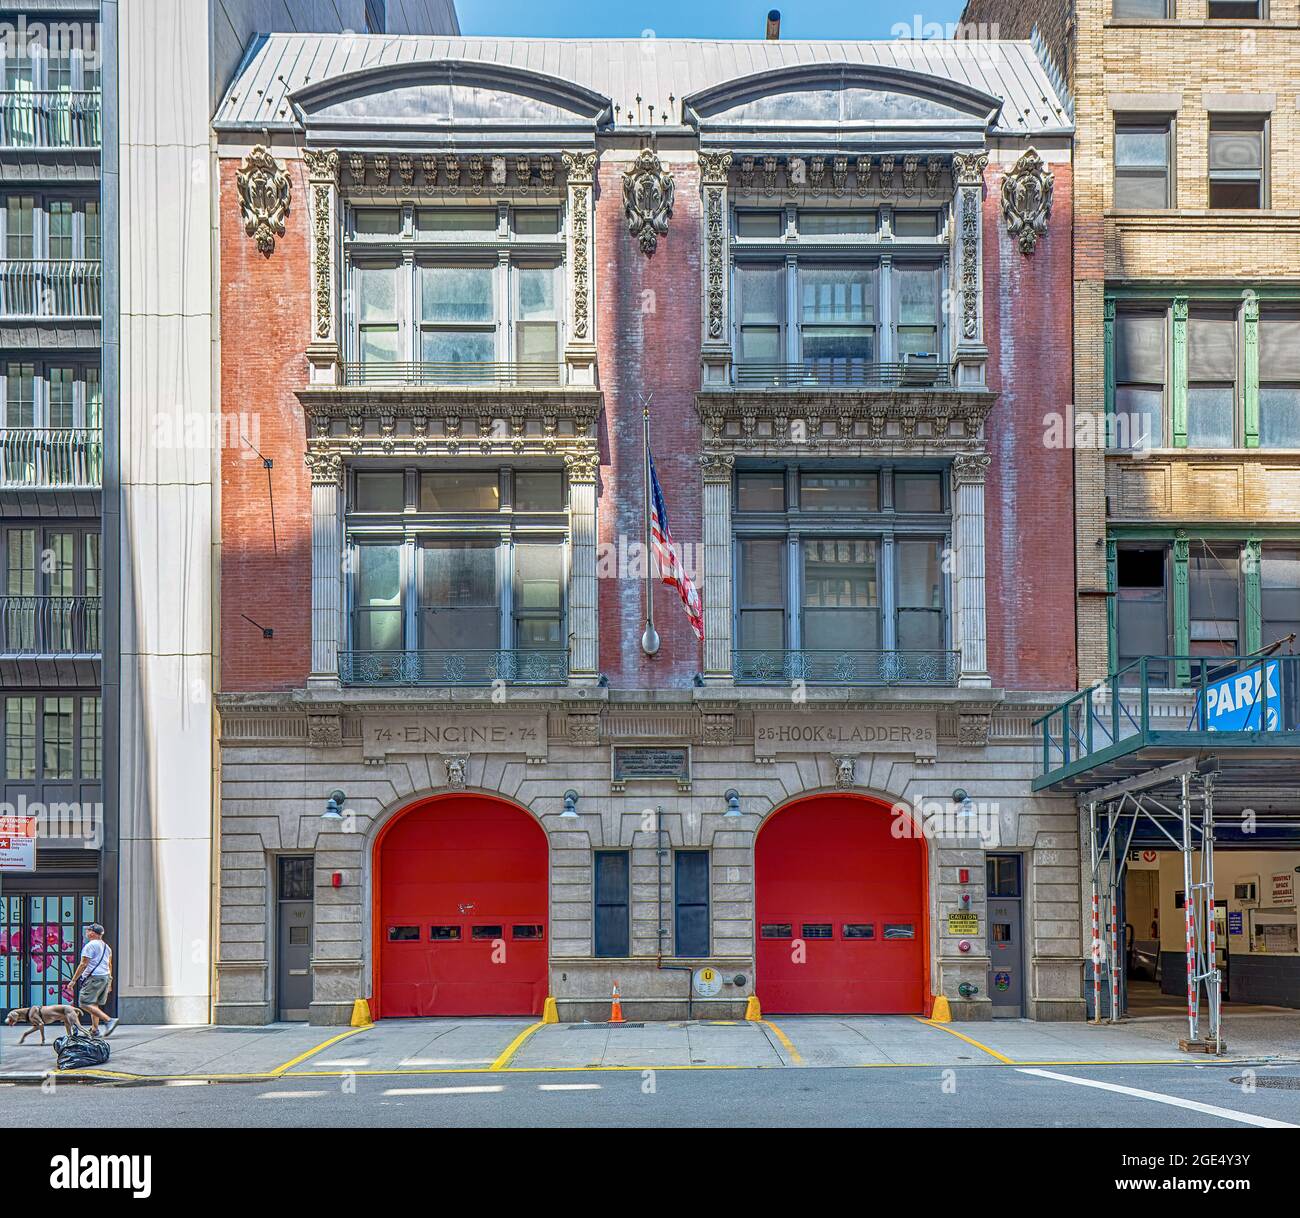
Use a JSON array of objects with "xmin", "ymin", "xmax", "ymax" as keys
[
  {"xmin": 307, "ymin": 450, "xmax": 344, "ymax": 688},
  {"xmin": 699, "ymin": 150, "xmax": 733, "ymax": 387},
  {"xmin": 700, "ymin": 452, "xmax": 736, "ymax": 683},
  {"xmin": 952, "ymin": 452, "xmax": 991, "ymax": 687},
  {"xmin": 951, "ymin": 151, "xmax": 988, "ymax": 389},
  {"xmin": 565, "ymin": 451, "xmax": 600, "ymax": 681},
  {"xmin": 562, "ymin": 151, "xmax": 598, "ymax": 386},
  {"xmin": 303, "ymin": 149, "xmax": 341, "ymax": 385}
]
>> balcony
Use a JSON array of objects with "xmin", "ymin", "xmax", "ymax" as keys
[
  {"xmin": 340, "ymin": 648, "xmax": 568, "ymax": 687},
  {"xmin": 732, "ymin": 360, "xmax": 952, "ymax": 390},
  {"xmin": 0, "ymin": 596, "xmax": 102, "ymax": 656},
  {"xmin": 0, "ymin": 91, "xmax": 101, "ymax": 149},
  {"xmin": 342, "ymin": 361, "xmax": 564, "ymax": 388},
  {"xmin": 0, "ymin": 429, "xmax": 102, "ymax": 489},
  {"xmin": 733, "ymin": 648, "xmax": 960, "ymax": 686},
  {"xmin": 0, "ymin": 260, "xmax": 101, "ymax": 319}
]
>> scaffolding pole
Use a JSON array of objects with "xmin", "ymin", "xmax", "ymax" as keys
[
  {"xmin": 1181, "ymin": 772, "xmax": 1198, "ymax": 1042},
  {"xmin": 1088, "ymin": 801, "xmax": 1101, "ymax": 1024}
]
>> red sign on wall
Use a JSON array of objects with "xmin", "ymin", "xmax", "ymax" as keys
[{"xmin": 0, "ymin": 815, "xmax": 37, "ymax": 872}]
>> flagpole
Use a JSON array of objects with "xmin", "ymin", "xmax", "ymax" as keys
[{"xmin": 641, "ymin": 404, "xmax": 660, "ymax": 657}]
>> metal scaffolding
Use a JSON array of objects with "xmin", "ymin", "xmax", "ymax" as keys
[{"xmin": 1085, "ymin": 757, "xmax": 1223, "ymax": 1052}]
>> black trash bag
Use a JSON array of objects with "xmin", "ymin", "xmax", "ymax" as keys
[{"xmin": 53, "ymin": 1030, "xmax": 111, "ymax": 1070}]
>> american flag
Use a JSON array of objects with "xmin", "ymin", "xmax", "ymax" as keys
[{"xmin": 648, "ymin": 450, "xmax": 704, "ymax": 642}]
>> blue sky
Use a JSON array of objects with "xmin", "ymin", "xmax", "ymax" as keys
[{"xmin": 454, "ymin": 0, "xmax": 970, "ymax": 40}]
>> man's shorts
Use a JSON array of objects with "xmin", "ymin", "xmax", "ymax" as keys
[{"xmin": 80, "ymin": 975, "xmax": 110, "ymax": 1006}]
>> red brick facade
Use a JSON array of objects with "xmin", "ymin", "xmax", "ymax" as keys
[
  {"xmin": 216, "ymin": 154, "xmax": 1077, "ymax": 697},
  {"xmin": 219, "ymin": 156, "xmax": 313, "ymax": 692}
]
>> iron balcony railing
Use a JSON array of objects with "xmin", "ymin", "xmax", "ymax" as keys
[
  {"xmin": 732, "ymin": 360, "xmax": 952, "ymax": 389},
  {"xmin": 1035, "ymin": 653, "xmax": 1300, "ymax": 788},
  {"xmin": 733, "ymin": 648, "xmax": 960, "ymax": 686},
  {"xmin": 0, "ymin": 596, "xmax": 102, "ymax": 655},
  {"xmin": 0, "ymin": 260, "xmax": 101, "ymax": 318},
  {"xmin": 340, "ymin": 648, "xmax": 568, "ymax": 687},
  {"xmin": 0, "ymin": 90, "xmax": 101, "ymax": 148},
  {"xmin": 0, "ymin": 429, "xmax": 102, "ymax": 488},
  {"xmin": 342, "ymin": 361, "xmax": 564, "ymax": 388}
]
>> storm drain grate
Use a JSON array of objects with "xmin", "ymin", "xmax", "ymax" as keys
[
  {"xmin": 568, "ymin": 1023, "xmax": 645, "ymax": 1030},
  {"xmin": 1228, "ymin": 1075, "xmax": 1300, "ymax": 1090}
]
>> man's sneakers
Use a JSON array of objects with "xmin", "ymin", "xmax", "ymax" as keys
[{"xmin": 102, "ymin": 1018, "xmax": 119, "ymax": 1039}]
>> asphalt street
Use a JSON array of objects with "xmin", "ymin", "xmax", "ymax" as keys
[{"xmin": 3, "ymin": 1062, "xmax": 1298, "ymax": 1128}]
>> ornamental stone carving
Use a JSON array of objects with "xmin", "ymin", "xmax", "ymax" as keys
[
  {"xmin": 951, "ymin": 150, "xmax": 989, "ymax": 187},
  {"xmin": 699, "ymin": 152, "xmax": 733, "ymax": 342},
  {"xmin": 624, "ymin": 148, "xmax": 675, "ymax": 256},
  {"xmin": 951, "ymin": 452, "xmax": 992, "ymax": 487},
  {"xmin": 236, "ymin": 146, "xmax": 291, "ymax": 256},
  {"xmin": 443, "ymin": 756, "xmax": 468, "ymax": 789},
  {"xmin": 1001, "ymin": 148, "xmax": 1054, "ymax": 254},
  {"xmin": 834, "ymin": 756, "xmax": 857, "ymax": 788}
]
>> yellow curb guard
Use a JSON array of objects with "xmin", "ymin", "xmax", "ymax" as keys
[
  {"xmin": 744, "ymin": 995, "xmax": 762, "ymax": 1022},
  {"xmin": 490, "ymin": 1022, "xmax": 545, "ymax": 1071},
  {"xmin": 542, "ymin": 996, "xmax": 559, "ymax": 1024},
  {"xmin": 350, "ymin": 999, "xmax": 372, "ymax": 1027},
  {"xmin": 911, "ymin": 1016, "xmax": 1015, "ymax": 1064},
  {"xmin": 760, "ymin": 1019, "xmax": 803, "ymax": 1065},
  {"xmin": 272, "ymin": 1026, "xmax": 370, "ymax": 1077},
  {"xmin": 930, "ymin": 996, "xmax": 952, "ymax": 1023}
]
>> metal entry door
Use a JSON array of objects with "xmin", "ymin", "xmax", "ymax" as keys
[
  {"xmin": 276, "ymin": 857, "xmax": 314, "ymax": 1022},
  {"xmin": 987, "ymin": 855, "xmax": 1024, "ymax": 1016}
]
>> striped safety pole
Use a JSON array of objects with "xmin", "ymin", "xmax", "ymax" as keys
[
  {"xmin": 1108, "ymin": 804, "xmax": 1120, "ymax": 1023},
  {"xmin": 1180, "ymin": 771, "xmax": 1197, "ymax": 1042},
  {"xmin": 1089, "ymin": 802, "xmax": 1101, "ymax": 1023}
]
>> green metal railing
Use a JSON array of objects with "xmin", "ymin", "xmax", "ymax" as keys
[
  {"xmin": 734, "ymin": 648, "xmax": 959, "ymax": 686},
  {"xmin": 1035, "ymin": 653, "xmax": 1300, "ymax": 789},
  {"xmin": 340, "ymin": 648, "xmax": 568, "ymax": 687}
]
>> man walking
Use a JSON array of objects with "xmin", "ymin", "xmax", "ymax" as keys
[{"xmin": 67, "ymin": 923, "xmax": 117, "ymax": 1038}]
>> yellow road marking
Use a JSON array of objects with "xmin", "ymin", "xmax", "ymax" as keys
[
  {"xmin": 271, "ymin": 1026, "xmax": 369, "ymax": 1076},
  {"xmin": 490, "ymin": 1022, "xmax": 544, "ymax": 1071},
  {"xmin": 911, "ymin": 1016, "xmax": 1015, "ymax": 1064},
  {"xmin": 761, "ymin": 1019, "xmax": 803, "ymax": 1065}
]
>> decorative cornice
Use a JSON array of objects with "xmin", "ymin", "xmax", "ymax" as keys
[
  {"xmin": 1001, "ymin": 148, "xmax": 1054, "ymax": 255},
  {"xmin": 236, "ymin": 146, "xmax": 291, "ymax": 257},
  {"xmin": 624, "ymin": 148, "xmax": 675, "ymax": 257},
  {"xmin": 338, "ymin": 151, "xmax": 563, "ymax": 196}
]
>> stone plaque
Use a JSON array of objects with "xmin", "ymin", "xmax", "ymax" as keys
[
  {"xmin": 611, "ymin": 746, "xmax": 690, "ymax": 790},
  {"xmin": 753, "ymin": 711, "xmax": 938, "ymax": 760},
  {"xmin": 362, "ymin": 714, "xmax": 547, "ymax": 762}
]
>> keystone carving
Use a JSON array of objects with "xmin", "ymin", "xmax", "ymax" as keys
[
  {"xmin": 236, "ymin": 146, "xmax": 291, "ymax": 256},
  {"xmin": 1001, "ymin": 148, "xmax": 1054, "ymax": 254},
  {"xmin": 623, "ymin": 148, "xmax": 675, "ymax": 256},
  {"xmin": 834, "ymin": 756, "xmax": 857, "ymax": 788},
  {"xmin": 443, "ymin": 756, "xmax": 468, "ymax": 789}
]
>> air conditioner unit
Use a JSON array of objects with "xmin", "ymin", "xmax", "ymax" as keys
[
  {"xmin": 901, "ymin": 352, "xmax": 939, "ymax": 385},
  {"xmin": 1234, "ymin": 877, "xmax": 1260, "ymax": 908}
]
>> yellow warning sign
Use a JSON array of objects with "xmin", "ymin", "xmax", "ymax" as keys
[{"xmin": 947, "ymin": 914, "xmax": 979, "ymax": 936}]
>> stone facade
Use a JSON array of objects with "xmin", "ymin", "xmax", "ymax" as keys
[{"xmin": 212, "ymin": 38, "xmax": 1084, "ymax": 1026}]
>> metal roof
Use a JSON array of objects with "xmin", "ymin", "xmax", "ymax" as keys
[{"xmin": 214, "ymin": 34, "xmax": 1073, "ymax": 137}]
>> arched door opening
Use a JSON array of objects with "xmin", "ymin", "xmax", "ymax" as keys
[
  {"xmin": 756, "ymin": 793, "xmax": 927, "ymax": 1014},
  {"xmin": 375, "ymin": 795, "xmax": 548, "ymax": 1018}
]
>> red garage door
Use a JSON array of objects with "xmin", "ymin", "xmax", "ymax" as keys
[
  {"xmin": 377, "ymin": 796, "xmax": 548, "ymax": 1018},
  {"xmin": 756, "ymin": 794, "xmax": 926, "ymax": 1014}
]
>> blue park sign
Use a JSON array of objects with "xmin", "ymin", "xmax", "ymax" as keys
[{"xmin": 1201, "ymin": 660, "xmax": 1282, "ymax": 733}]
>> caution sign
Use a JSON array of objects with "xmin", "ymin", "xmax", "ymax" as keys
[{"xmin": 947, "ymin": 913, "xmax": 979, "ymax": 936}]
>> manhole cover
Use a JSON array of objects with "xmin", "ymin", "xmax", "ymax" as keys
[{"xmin": 1228, "ymin": 1075, "xmax": 1300, "ymax": 1090}]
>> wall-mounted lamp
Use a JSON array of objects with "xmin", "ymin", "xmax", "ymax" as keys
[
  {"xmin": 562, "ymin": 789, "xmax": 580, "ymax": 818},
  {"xmin": 724, "ymin": 789, "xmax": 742, "ymax": 818},
  {"xmin": 323, "ymin": 790, "xmax": 346, "ymax": 822}
]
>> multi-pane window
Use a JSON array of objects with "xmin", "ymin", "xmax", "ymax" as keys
[
  {"xmin": 1186, "ymin": 309, "xmax": 1236, "ymax": 448},
  {"xmin": 42, "ymin": 698, "xmax": 73, "ymax": 780},
  {"xmin": 5, "ymin": 197, "xmax": 34, "ymax": 257},
  {"xmin": 1261, "ymin": 547, "xmax": 1300, "ymax": 651},
  {"xmin": 1207, "ymin": 0, "xmax": 1263, "ymax": 17},
  {"xmin": 1116, "ymin": 545, "xmax": 1171, "ymax": 684},
  {"xmin": 0, "ymin": 524, "xmax": 103, "ymax": 652},
  {"xmin": 1, "ymin": 693, "xmax": 99, "ymax": 785},
  {"xmin": 1113, "ymin": 311, "xmax": 1165, "ymax": 449},
  {"xmin": 346, "ymin": 466, "xmax": 568, "ymax": 665},
  {"xmin": 593, "ymin": 851, "xmax": 630, "ymax": 958},
  {"xmin": 4, "ymin": 363, "xmax": 35, "ymax": 426},
  {"xmin": 732, "ymin": 206, "xmax": 947, "ymax": 376},
  {"xmin": 79, "ymin": 696, "xmax": 101, "ymax": 780},
  {"xmin": 3, "ymin": 696, "xmax": 35, "ymax": 780},
  {"xmin": 1259, "ymin": 309, "xmax": 1300, "ymax": 448},
  {"xmin": 1188, "ymin": 544, "xmax": 1241, "ymax": 663},
  {"xmin": 1114, "ymin": 121, "xmax": 1171, "ymax": 209},
  {"xmin": 733, "ymin": 467, "xmax": 950, "ymax": 666},
  {"xmin": 1112, "ymin": 0, "xmax": 1169, "ymax": 13},
  {"xmin": 674, "ymin": 852, "xmax": 710, "ymax": 958},
  {"xmin": 346, "ymin": 205, "xmax": 565, "ymax": 381},
  {"xmin": 1208, "ymin": 118, "xmax": 1266, "ymax": 209}
]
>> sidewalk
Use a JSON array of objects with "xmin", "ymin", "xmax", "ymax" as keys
[{"xmin": 3, "ymin": 1011, "xmax": 1297, "ymax": 1084}]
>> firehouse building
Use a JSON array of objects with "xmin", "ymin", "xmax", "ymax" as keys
[{"xmin": 212, "ymin": 33, "xmax": 1083, "ymax": 1024}]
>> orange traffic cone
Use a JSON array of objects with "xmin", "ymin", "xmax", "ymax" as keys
[{"xmin": 609, "ymin": 981, "xmax": 625, "ymax": 1024}]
